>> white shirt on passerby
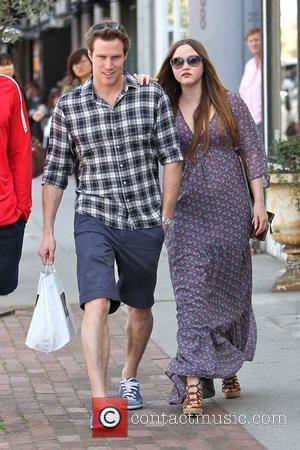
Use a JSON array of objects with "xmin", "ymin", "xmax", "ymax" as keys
[{"xmin": 239, "ymin": 57, "xmax": 262, "ymax": 125}]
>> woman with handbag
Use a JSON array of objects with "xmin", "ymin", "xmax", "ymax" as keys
[{"xmin": 137, "ymin": 39, "xmax": 269, "ymax": 416}]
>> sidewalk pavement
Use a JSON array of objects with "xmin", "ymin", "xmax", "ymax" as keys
[
  {"xmin": 0, "ymin": 305, "xmax": 266, "ymax": 450},
  {"xmin": 1, "ymin": 177, "xmax": 299, "ymax": 450}
]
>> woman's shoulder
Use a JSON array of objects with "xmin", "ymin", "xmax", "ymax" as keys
[
  {"xmin": 226, "ymin": 90, "xmax": 248, "ymax": 113},
  {"xmin": 61, "ymin": 78, "xmax": 81, "ymax": 95},
  {"xmin": 226, "ymin": 90, "xmax": 243, "ymax": 104}
]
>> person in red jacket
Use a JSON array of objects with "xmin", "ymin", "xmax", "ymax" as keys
[{"xmin": 0, "ymin": 74, "xmax": 32, "ymax": 295}]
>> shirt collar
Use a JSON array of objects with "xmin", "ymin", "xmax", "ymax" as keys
[
  {"xmin": 123, "ymin": 70, "xmax": 139, "ymax": 91},
  {"xmin": 250, "ymin": 56, "xmax": 261, "ymax": 69},
  {"xmin": 80, "ymin": 70, "xmax": 138, "ymax": 97}
]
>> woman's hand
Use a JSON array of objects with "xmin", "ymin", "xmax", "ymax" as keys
[
  {"xmin": 133, "ymin": 73, "xmax": 158, "ymax": 85},
  {"xmin": 249, "ymin": 177, "xmax": 268, "ymax": 238},
  {"xmin": 252, "ymin": 203, "xmax": 268, "ymax": 237}
]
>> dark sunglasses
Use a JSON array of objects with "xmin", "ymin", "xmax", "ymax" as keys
[
  {"xmin": 170, "ymin": 55, "xmax": 202, "ymax": 69},
  {"xmin": 90, "ymin": 22, "xmax": 125, "ymax": 33}
]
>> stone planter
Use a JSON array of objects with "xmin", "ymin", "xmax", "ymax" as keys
[{"xmin": 267, "ymin": 173, "xmax": 300, "ymax": 292}]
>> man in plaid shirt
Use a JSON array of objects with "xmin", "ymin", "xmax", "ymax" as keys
[{"xmin": 39, "ymin": 21, "xmax": 182, "ymax": 414}]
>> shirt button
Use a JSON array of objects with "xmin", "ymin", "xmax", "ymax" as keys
[
  {"xmin": 120, "ymin": 163, "xmax": 123, "ymax": 168},
  {"xmin": 123, "ymin": 181, "xmax": 127, "ymax": 185}
]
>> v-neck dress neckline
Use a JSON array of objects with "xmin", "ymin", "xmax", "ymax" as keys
[{"xmin": 178, "ymin": 107, "xmax": 216, "ymax": 136}]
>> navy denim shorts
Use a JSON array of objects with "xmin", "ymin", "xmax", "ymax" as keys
[
  {"xmin": 0, "ymin": 216, "xmax": 25, "ymax": 295},
  {"xmin": 74, "ymin": 213, "xmax": 164, "ymax": 314}
]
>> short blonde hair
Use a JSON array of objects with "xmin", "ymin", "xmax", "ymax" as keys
[{"xmin": 245, "ymin": 27, "xmax": 261, "ymax": 40}]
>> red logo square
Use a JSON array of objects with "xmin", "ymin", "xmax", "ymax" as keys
[{"xmin": 92, "ymin": 397, "xmax": 128, "ymax": 437}]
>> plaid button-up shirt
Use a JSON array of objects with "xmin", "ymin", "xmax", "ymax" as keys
[{"xmin": 42, "ymin": 72, "xmax": 182, "ymax": 229}]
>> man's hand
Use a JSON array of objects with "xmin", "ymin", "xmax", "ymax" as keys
[{"xmin": 38, "ymin": 235, "xmax": 56, "ymax": 265}]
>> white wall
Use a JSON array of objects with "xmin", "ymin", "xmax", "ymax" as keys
[{"xmin": 137, "ymin": 0, "xmax": 155, "ymax": 74}]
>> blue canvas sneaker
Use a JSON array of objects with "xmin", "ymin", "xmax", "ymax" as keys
[{"xmin": 119, "ymin": 377, "xmax": 143, "ymax": 409}]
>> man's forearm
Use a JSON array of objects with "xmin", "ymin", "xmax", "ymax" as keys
[
  {"xmin": 42, "ymin": 184, "xmax": 64, "ymax": 236},
  {"xmin": 162, "ymin": 162, "xmax": 182, "ymax": 218}
]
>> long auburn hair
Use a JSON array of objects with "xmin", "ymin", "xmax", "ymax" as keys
[{"xmin": 156, "ymin": 39, "xmax": 239, "ymax": 159}]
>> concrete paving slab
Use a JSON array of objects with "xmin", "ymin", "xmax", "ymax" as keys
[{"xmin": 1, "ymin": 176, "xmax": 299, "ymax": 449}]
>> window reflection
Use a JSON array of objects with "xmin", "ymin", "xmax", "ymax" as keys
[
  {"xmin": 168, "ymin": 0, "xmax": 174, "ymax": 26},
  {"xmin": 180, "ymin": 0, "xmax": 188, "ymax": 30},
  {"xmin": 167, "ymin": 0, "xmax": 189, "ymax": 45}
]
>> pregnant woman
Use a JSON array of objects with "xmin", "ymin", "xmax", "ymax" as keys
[{"xmin": 138, "ymin": 38, "xmax": 269, "ymax": 415}]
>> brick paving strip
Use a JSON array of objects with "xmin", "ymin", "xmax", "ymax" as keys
[{"xmin": 0, "ymin": 306, "xmax": 266, "ymax": 450}]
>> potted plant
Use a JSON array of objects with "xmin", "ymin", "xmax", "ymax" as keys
[{"xmin": 267, "ymin": 134, "xmax": 300, "ymax": 292}]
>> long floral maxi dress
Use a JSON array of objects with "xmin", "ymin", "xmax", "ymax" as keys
[{"xmin": 165, "ymin": 92, "xmax": 269, "ymax": 404}]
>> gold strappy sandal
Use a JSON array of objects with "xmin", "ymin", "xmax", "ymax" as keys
[
  {"xmin": 183, "ymin": 382, "xmax": 203, "ymax": 416},
  {"xmin": 222, "ymin": 374, "xmax": 241, "ymax": 398}
]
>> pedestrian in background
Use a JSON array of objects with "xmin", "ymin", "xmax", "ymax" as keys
[
  {"xmin": 239, "ymin": 28, "xmax": 263, "ymax": 254},
  {"xmin": 137, "ymin": 37, "xmax": 269, "ymax": 416},
  {"xmin": 0, "ymin": 53, "xmax": 15, "ymax": 77},
  {"xmin": 30, "ymin": 87, "xmax": 62, "ymax": 178},
  {"xmin": 32, "ymin": 86, "xmax": 62, "ymax": 148},
  {"xmin": 38, "ymin": 20, "xmax": 182, "ymax": 421},
  {"xmin": 239, "ymin": 28, "xmax": 262, "ymax": 135},
  {"xmin": 25, "ymin": 81, "xmax": 48, "ymax": 144},
  {"xmin": 61, "ymin": 48, "xmax": 93, "ymax": 186},
  {"xmin": 0, "ymin": 53, "xmax": 22, "ymax": 86},
  {"xmin": 25, "ymin": 81, "xmax": 46, "ymax": 118},
  {"xmin": 61, "ymin": 48, "xmax": 92, "ymax": 95},
  {"xmin": 0, "ymin": 74, "xmax": 32, "ymax": 295}
]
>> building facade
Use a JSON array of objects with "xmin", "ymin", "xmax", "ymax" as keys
[
  {"xmin": 12, "ymin": 0, "xmax": 138, "ymax": 95},
  {"xmin": 263, "ymin": 0, "xmax": 299, "ymax": 259},
  {"xmin": 4, "ymin": 0, "xmax": 299, "ymax": 260}
]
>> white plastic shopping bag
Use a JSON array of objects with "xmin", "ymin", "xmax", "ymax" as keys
[{"xmin": 25, "ymin": 265, "xmax": 76, "ymax": 352}]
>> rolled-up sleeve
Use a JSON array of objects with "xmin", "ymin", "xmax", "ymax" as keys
[
  {"xmin": 154, "ymin": 91, "xmax": 183, "ymax": 165},
  {"xmin": 42, "ymin": 102, "xmax": 74, "ymax": 189}
]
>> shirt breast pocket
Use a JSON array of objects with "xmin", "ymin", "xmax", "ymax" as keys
[{"xmin": 123, "ymin": 122, "xmax": 153, "ymax": 142}]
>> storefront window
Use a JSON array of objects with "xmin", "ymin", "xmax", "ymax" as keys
[
  {"xmin": 180, "ymin": 0, "xmax": 188, "ymax": 38},
  {"xmin": 167, "ymin": 0, "xmax": 189, "ymax": 45},
  {"xmin": 280, "ymin": 0, "xmax": 299, "ymax": 138},
  {"xmin": 168, "ymin": 0, "xmax": 174, "ymax": 25},
  {"xmin": 168, "ymin": 0, "xmax": 174, "ymax": 46}
]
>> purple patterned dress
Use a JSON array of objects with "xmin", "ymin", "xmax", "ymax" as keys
[{"xmin": 165, "ymin": 92, "xmax": 269, "ymax": 404}]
